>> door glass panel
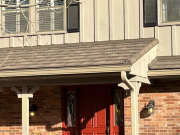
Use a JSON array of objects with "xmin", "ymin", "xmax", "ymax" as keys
[
  {"xmin": 67, "ymin": 91, "xmax": 75, "ymax": 127},
  {"xmin": 114, "ymin": 89, "xmax": 123, "ymax": 126}
]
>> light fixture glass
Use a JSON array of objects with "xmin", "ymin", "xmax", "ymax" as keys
[
  {"xmin": 30, "ymin": 111, "xmax": 35, "ymax": 117},
  {"xmin": 29, "ymin": 104, "xmax": 37, "ymax": 117},
  {"xmin": 148, "ymin": 101, "xmax": 155, "ymax": 114}
]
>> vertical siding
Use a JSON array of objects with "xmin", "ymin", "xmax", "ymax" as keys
[
  {"xmin": 125, "ymin": 0, "xmax": 139, "ymax": 39},
  {"xmin": 143, "ymin": 27, "xmax": 154, "ymax": 38},
  {"xmin": 25, "ymin": 36, "xmax": 37, "ymax": 46},
  {"xmin": 52, "ymin": 34, "xmax": 64, "ymax": 45},
  {"xmin": 0, "ymin": 38, "xmax": 9, "ymax": 48},
  {"xmin": 109, "ymin": 0, "xmax": 124, "ymax": 40},
  {"xmin": 10, "ymin": 37, "xmax": 24, "ymax": 47},
  {"xmin": 95, "ymin": 0, "xmax": 109, "ymax": 41},
  {"xmin": 175, "ymin": 26, "xmax": 180, "ymax": 55},
  {"xmin": 157, "ymin": 26, "xmax": 172, "ymax": 56},
  {"xmin": 64, "ymin": 32, "xmax": 80, "ymax": 43},
  {"xmin": 80, "ymin": 0, "xmax": 94, "ymax": 42},
  {"xmin": 38, "ymin": 35, "xmax": 51, "ymax": 45}
]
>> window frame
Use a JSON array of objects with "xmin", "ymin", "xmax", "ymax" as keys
[
  {"xmin": 158, "ymin": 0, "xmax": 180, "ymax": 26},
  {"xmin": 1, "ymin": 0, "xmax": 67, "ymax": 35}
]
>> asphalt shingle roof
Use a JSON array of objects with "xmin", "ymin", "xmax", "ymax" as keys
[
  {"xmin": 149, "ymin": 56, "xmax": 180, "ymax": 70},
  {"xmin": 0, "ymin": 38, "xmax": 158, "ymax": 71}
]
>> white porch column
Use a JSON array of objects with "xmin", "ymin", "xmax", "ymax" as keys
[
  {"xmin": 11, "ymin": 85, "xmax": 40, "ymax": 135},
  {"xmin": 119, "ymin": 81, "xmax": 141, "ymax": 135},
  {"xmin": 130, "ymin": 82, "xmax": 141, "ymax": 135},
  {"xmin": 22, "ymin": 94, "xmax": 30, "ymax": 135}
]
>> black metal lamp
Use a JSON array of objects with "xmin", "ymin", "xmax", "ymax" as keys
[
  {"xmin": 147, "ymin": 101, "xmax": 155, "ymax": 114},
  {"xmin": 29, "ymin": 104, "xmax": 37, "ymax": 117}
]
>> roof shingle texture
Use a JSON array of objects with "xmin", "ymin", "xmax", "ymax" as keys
[
  {"xmin": 0, "ymin": 38, "xmax": 158, "ymax": 71},
  {"xmin": 149, "ymin": 56, "xmax": 180, "ymax": 70}
]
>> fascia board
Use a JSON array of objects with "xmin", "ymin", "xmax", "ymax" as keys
[
  {"xmin": 148, "ymin": 69, "xmax": 180, "ymax": 77},
  {"xmin": 0, "ymin": 65, "xmax": 131, "ymax": 78}
]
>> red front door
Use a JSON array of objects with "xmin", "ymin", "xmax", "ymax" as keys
[
  {"xmin": 79, "ymin": 86, "xmax": 110, "ymax": 135},
  {"xmin": 62, "ymin": 85, "xmax": 124, "ymax": 135}
]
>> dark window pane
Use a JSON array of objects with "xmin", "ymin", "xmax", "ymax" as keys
[
  {"xmin": 143, "ymin": 0, "xmax": 157, "ymax": 27},
  {"xmin": 67, "ymin": 5, "xmax": 79, "ymax": 29}
]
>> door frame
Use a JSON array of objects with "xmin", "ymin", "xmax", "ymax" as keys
[{"xmin": 62, "ymin": 84, "xmax": 124, "ymax": 135}]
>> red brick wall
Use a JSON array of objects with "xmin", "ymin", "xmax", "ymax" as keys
[
  {"xmin": 0, "ymin": 86, "xmax": 62, "ymax": 135},
  {"xmin": 124, "ymin": 95, "xmax": 131, "ymax": 135},
  {"xmin": 124, "ymin": 80, "xmax": 180, "ymax": 135},
  {"xmin": 1, "ymin": 81, "xmax": 180, "ymax": 135}
]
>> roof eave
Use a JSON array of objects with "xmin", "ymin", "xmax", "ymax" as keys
[
  {"xmin": 148, "ymin": 69, "xmax": 180, "ymax": 78},
  {"xmin": 0, "ymin": 65, "xmax": 131, "ymax": 78}
]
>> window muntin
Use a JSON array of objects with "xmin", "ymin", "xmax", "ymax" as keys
[
  {"xmin": 162, "ymin": 0, "xmax": 180, "ymax": 23},
  {"xmin": 1, "ymin": 0, "xmax": 65, "ymax": 34}
]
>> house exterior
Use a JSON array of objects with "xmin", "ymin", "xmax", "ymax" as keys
[{"xmin": 0, "ymin": 0, "xmax": 180, "ymax": 135}]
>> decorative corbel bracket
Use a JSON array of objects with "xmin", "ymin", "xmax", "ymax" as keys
[{"xmin": 11, "ymin": 85, "xmax": 40, "ymax": 98}]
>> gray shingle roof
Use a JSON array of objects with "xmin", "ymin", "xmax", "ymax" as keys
[
  {"xmin": 149, "ymin": 56, "xmax": 180, "ymax": 70},
  {"xmin": 0, "ymin": 38, "xmax": 158, "ymax": 71}
]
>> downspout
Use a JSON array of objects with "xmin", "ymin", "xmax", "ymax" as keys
[{"xmin": 121, "ymin": 71, "xmax": 139, "ymax": 135}]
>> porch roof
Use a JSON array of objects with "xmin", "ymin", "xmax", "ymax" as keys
[
  {"xmin": 149, "ymin": 56, "xmax": 180, "ymax": 70},
  {"xmin": 0, "ymin": 38, "xmax": 158, "ymax": 78},
  {"xmin": 148, "ymin": 56, "xmax": 180, "ymax": 78}
]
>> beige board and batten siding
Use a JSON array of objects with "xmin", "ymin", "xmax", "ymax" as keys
[{"xmin": 0, "ymin": 0, "xmax": 179, "ymax": 57}]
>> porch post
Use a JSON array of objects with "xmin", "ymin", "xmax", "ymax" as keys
[
  {"xmin": 130, "ymin": 82, "xmax": 141, "ymax": 135},
  {"xmin": 11, "ymin": 85, "xmax": 40, "ymax": 135},
  {"xmin": 22, "ymin": 94, "xmax": 30, "ymax": 135}
]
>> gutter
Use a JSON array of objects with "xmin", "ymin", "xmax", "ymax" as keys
[
  {"xmin": 0, "ymin": 65, "xmax": 131, "ymax": 78},
  {"xmin": 148, "ymin": 69, "xmax": 180, "ymax": 78}
]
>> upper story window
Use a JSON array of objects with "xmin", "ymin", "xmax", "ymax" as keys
[
  {"xmin": 162, "ymin": 0, "xmax": 180, "ymax": 23},
  {"xmin": 143, "ymin": 0, "xmax": 180, "ymax": 27},
  {"xmin": 1, "ymin": 0, "xmax": 79, "ymax": 35}
]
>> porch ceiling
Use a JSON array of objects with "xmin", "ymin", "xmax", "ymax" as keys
[{"xmin": 0, "ymin": 38, "xmax": 158, "ymax": 78}]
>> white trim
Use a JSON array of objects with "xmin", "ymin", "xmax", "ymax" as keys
[
  {"xmin": 148, "ymin": 69, "xmax": 180, "ymax": 77},
  {"xmin": 131, "ymin": 45, "xmax": 158, "ymax": 78},
  {"xmin": 18, "ymin": 94, "xmax": 33, "ymax": 98},
  {"xmin": 22, "ymin": 95, "xmax": 29, "ymax": 135},
  {"xmin": 0, "ymin": 65, "xmax": 131, "ymax": 77}
]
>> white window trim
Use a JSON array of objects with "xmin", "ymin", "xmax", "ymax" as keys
[
  {"xmin": 1, "ymin": 0, "xmax": 67, "ymax": 35},
  {"xmin": 158, "ymin": 0, "xmax": 180, "ymax": 26}
]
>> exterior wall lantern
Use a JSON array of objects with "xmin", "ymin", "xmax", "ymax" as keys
[
  {"xmin": 29, "ymin": 104, "xmax": 37, "ymax": 117},
  {"xmin": 147, "ymin": 101, "xmax": 155, "ymax": 114}
]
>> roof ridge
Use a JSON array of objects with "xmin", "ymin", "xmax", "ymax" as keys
[{"xmin": 125, "ymin": 39, "xmax": 159, "ymax": 65}]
